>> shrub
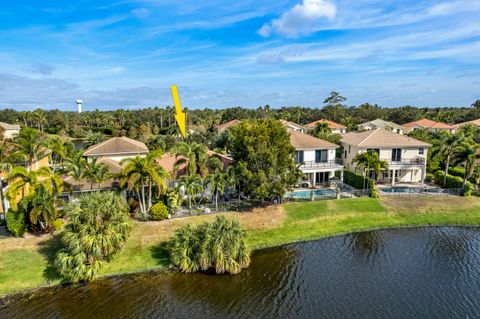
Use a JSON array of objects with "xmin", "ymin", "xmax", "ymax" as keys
[
  {"xmin": 448, "ymin": 167, "xmax": 465, "ymax": 178},
  {"xmin": 55, "ymin": 192, "xmax": 132, "ymax": 283},
  {"xmin": 433, "ymin": 170, "xmax": 474, "ymax": 196},
  {"xmin": 425, "ymin": 173, "xmax": 434, "ymax": 183},
  {"xmin": 169, "ymin": 216, "xmax": 251, "ymax": 274},
  {"xmin": 52, "ymin": 219, "xmax": 64, "ymax": 231},
  {"xmin": 166, "ymin": 190, "xmax": 181, "ymax": 214},
  {"xmin": 6, "ymin": 209, "xmax": 27, "ymax": 237},
  {"xmin": 149, "ymin": 202, "xmax": 168, "ymax": 221}
]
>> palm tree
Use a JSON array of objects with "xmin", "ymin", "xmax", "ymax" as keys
[
  {"xmin": 227, "ymin": 165, "xmax": 242, "ymax": 201},
  {"xmin": 173, "ymin": 141, "xmax": 208, "ymax": 177},
  {"xmin": 453, "ymin": 142, "xmax": 480, "ymax": 186},
  {"xmin": 368, "ymin": 151, "xmax": 389, "ymax": 181},
  {"xmin": 310, "ymin": 122, "xmax": 331, "ymax": 137},
  {"xmin": 352, "ymin": 151, "xmax": 388, "ymax": 189},
  {"xmin": 5, "ymin": 166, "xmax": 63, "ymax": 211},
  {"xmin": 55, "ymin": 192, "xmax": 131, "ymax": 283},
  {"xmin": 47, "ymin": 136, "xmax": 67, "ymax": 173},
  {"xmin": 119, "ymin": 151, "xmax": 170, "ymax": 219},
  {"xmin": 433, "ymin": 132, "xmax": 464, "ymax": 186},
  {"xmin": 352, "ymin": 152, "xmax": 371, "ymax": 190},
  {"xmin": 83, "ymin": 158, "xmax": 111, "ymax": 191},
  {"xmin": 179, "ymin": 174, "xmax": 203, "ymax": 213},
  {"xmin": 63, "ymin": 151, "xmax": 86, "ymax": 181},
  {"xmin": 84, "ymin": 131, "xmax": 106, "ymax": 148},
  {"xmin": 29, "ymin": 183, "xmax": 57, "ymax": 231},
  {"xmin": 0, "ymin": 142, "xmax": 12, "ymax": 214},
  {"xmin": 206, "ymin": 170, "xmax": 227, "ymax": 211},
  {"xmin": 12, "ymin": 128, "xmax": 47, "ymax": 169}
]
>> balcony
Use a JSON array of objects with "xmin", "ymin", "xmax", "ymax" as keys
[
  {"xmin": 380, "ymin": 157, "xmax": 425, "ymax": 166},
  {"xmin": 297, "ymin": 159, "xmax": 344, "ymax": 169}
]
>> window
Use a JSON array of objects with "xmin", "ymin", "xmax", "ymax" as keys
[
  {"xmin": 344, "ymin": 150, "xmax": 347, "ymax": 158},
  {"xmin": 295, "ymin": 151, "xmax": 304, "ymax": 163},
  {"xmin": 391, "ymin": 148, "xmax": 402, "ymax": 162},
  {"xmin": 315, "ymin": 150, "xmax": 328, "ymax": 163},
  {"xmin": 348, "ymin": 145, "xmax": 351, "ymax": 153},
  {"xmin": 419, "ymin": 147, "xmax": 424, "ymax": 155}
]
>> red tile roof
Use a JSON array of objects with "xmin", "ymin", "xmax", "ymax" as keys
[
  {"xmin": 305, "ymin": 119, "xmax": 346, "ymax": 129},
  {"xmin": 402, "ymin": 118, "xmax": 455, "ymax": 129}
]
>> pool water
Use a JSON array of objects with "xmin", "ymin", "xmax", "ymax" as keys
[
  {"xmin": 287, "ymin": 189, "xmax": 336, "ymax": 199},
  {"xmin": 379, "ymin": 187, "xmax": 418, "ymax": 193}
]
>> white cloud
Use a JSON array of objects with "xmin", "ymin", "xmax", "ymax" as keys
[
  {"xmin": 258, "ymin": 0, "xmax": 337, "ymax": 37},
  {"xmin": 131, "ymin": 8, "xmax": 151, "ymax": 19}
]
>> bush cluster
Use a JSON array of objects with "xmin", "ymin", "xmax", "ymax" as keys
[
  {"xmin": 6, "ymin": 210, "xmax": 27, "ymax": 237},
  {"xmin": 434, "ymin": 170, "xmax": 474, "ymax": 196},
  {"xmin": 149, "ymin": 202, "xmax": 169, "ymax": 221},
  {"xmin": 169, "ymin": 215, "xmax": 251, "ymax": 274}
]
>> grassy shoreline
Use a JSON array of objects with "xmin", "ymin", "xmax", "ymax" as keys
[{"xmin": 2, "ymin": 196, "xmax": 480, "ymax": 297}]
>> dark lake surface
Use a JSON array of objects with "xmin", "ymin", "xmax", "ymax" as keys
[{"xmin": 2, "ymin": 227, "xmax": 480, "ymax": 318}]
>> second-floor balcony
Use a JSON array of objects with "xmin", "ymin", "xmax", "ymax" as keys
[
  {"xmin": 297, "ymin": 159, "xmax": 344, "ymax": 169},
  {"xmin": 380, "ymin": 157, "xmax": 425, "ymax": 166}
]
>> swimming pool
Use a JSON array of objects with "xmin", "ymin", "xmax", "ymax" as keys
[{"xmin": 287, "ymin": 189, "xmax": 337, "ymax": 199}]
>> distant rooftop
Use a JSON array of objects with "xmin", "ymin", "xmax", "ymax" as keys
[
  {"xmin": 0, "ymin": 122, "xmax": 20, "ymax": 130},
  {"xmin": 84, "ymin": 136, "xmax": 149, "ymax": 157},
  {"xmin": 402, "ymin": 118, "xmax": 455, "ymax": 129},
  {"xmin": 358, "ymin": 119, "xmax": 404, "ymax": 131},
  {"xmin": 305, "ymin": 119, "xmax": 346, "ymax": 129},
  {"xmin": 289, "ymin": 130, "xmax": 338, "ymax": 149}
]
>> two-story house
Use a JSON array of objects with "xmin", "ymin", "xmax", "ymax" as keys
[
  {"xmin": 340, "ymin": 128, "xmax": 431, "ymax": 185},
  {"xmin": 289, "ymin": 130, "xmax": 343, "ymax": 187}
]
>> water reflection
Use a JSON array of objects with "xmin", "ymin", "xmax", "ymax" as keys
[{"xmin": 2, "ymin": 227, "xmax": 480, "ymax": 319}]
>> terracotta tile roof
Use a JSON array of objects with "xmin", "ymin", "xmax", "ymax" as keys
[
  {"xmin": 0, "ymin": 122, "xmax": 20, "ymax": 130},
  {"xmin": 156, "ymin": 153, "xmax": 188, "ymax": 174},
  {"xmin": 216, "ymin": 119, "xmax": 241, "ymax": 131},
  {"xmin": 83, "ymin": 136, "xmax": 149, "ymax": 156},
  {"xmin": 358, "ymin": 119, "xmax": 404, "ymax": 131},
  {"xmin": 340, "ymin": 128, "xmax": 431, "ymax": 148},
  {"xmin": 305, "ymin": 119, "xmax": 346, "ymax": 129},
  {"xmin": 455, "ymin": 119, "xmax": 480, "ymax": 127},
  {"xmin": 289, "ymin": 130, "xmax": 339, "ymax": 149},
  {"xmin": 402, "ymin": 118, "xmax": 455, "ymax": 129}
]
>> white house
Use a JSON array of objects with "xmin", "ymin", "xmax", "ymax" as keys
[
  {"xmin": 340, "ymin": 128, "xmax": 431, "ymax": 185},
  {"xmin": 281, "ymin": 120, "xmax": 306, "ymax": 133},
  {"xmin": 289, "ymin": 130, "xmax": 343, "ymax": 186},
  {"xmin": 0, "ymin": 122, "xmax": 20, "ymax": 139}
]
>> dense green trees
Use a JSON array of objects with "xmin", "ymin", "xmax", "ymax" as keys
[
  {"xmin": 119, "ymin": 150, "xmax": 170, "ymax": 219},
  {"xmin": 55, "ymin": 192, "xmax": 131, "ymax": 283},
  {"xmin": 227, "ymin": 119, "xmax": 301, "ymax": 201},
  {"xmin": 169, "ymin": 216, "xmax": 251, "ymax": 274}
]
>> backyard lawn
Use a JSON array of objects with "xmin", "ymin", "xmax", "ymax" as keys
[{"xmin": 2, "ymin": 196, "xmax": 480, "ymax": 296}]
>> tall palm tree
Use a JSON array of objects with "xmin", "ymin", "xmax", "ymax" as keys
[
  {"xmin": 453, "ymin": 142, "xmax": 480, "ymax": 186},
  {"xmin": 173, "ymin": 141, "xmax": 208, "ymax": 177},
  {"xmin": 63, "ymin": 151, "xmax": 86, "ymax": 181},
  {"xmin": 83, "ymin": 158, "xmax": 111, "ymax": 191},
  {"xmin": 29, "ymin": 183, "xmax": 57, "ymax": 231},
  {"xmin": 179, "ymin": 174, "xmax": 203, "ymax": 213},
  {"xmin": 119, "ymin": 151, "xmax": 170, "ymax": 219},
  {"xmin": 12, "ymin": 128, "xmax": 47, "ymax": 169},
  {"xmin": 206, "ymin": 169, "xmax": 226, "ymax": 211},
  {"xmin": 310, "ymin": 122, "xmax": 331, "ymax": 137},
  {"xmin": 433, "ymin": 132, "xmax": 465, "ymax": 186},
  {"xmin": 368, "ymin": 151, "xmax": 389, "ymax": 181},
  {"xmin": 84, "ymin": 131, "xmax": 106, "ymax": 148},
  {"xmin": 227, "ymin": 165, "xmax": 242, "ymax": 201},
  {"xmin": 352, "ymin": 152, "xmax": 371, "ymax": 190},
  {"xmin": 0, "ymin": 142, "xmax": 13, "ymax": 214},
  {"xmin": 47, "ymin": 136, "xmax": 67, "ymax": 173}
]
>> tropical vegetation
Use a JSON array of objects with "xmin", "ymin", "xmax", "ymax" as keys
[{"xmin": 169, "ymin": 215, "xmax": 251, "ymax": 274}]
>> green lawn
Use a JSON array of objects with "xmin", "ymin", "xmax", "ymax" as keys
[{"xmin": 2, "ymin": 196, "xmax": 480, "ymax": 296}]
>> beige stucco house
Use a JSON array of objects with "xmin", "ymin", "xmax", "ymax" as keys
[
  {"xmin": 0, "ymin": 122, "xmax": 20, "ymax": 139},
  {"xmin": 305, "ymin": 119, "xmax": 347, "ymax": 134},
  {"xmin": 289, "ymin": 130, "xmax": 343, "ymax": 186},
  {"xmin": 340, "ymin": 128, "xmax": 431, "ymax": 185},
  {"xmin": 402, "ymin": 118, "xmax": 456, "ymax": 134}
]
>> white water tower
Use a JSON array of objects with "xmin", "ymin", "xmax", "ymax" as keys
[{"xmin": 76, "ymin": 100, "xmax": 83, "ymax": 113}]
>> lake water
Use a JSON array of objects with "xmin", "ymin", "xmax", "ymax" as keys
[{"xmin": 2, "ymin": 227, "xmax": 480, "ymax": 318}]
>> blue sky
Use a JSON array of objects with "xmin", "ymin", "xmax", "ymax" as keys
[{"xmin": 0, "ymin": 0, "xmax": 479, "ymax": 111}]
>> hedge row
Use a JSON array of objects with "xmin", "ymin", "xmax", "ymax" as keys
[
  {"xmin": 448, "ymin": 167, "xmax": 475, "ymax": 184},
  {"xmin": 342, "ymin": 170, "xmax": 379, "ymax": 198},
  {"xmin": 433, "ymin": 170, "xmax": 474, "ymax": 197}
]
